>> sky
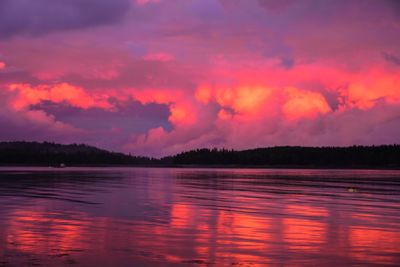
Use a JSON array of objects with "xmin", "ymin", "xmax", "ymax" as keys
[{"xmin": 0, "ymin": 0, "xmax": 400, "ymax": 157}]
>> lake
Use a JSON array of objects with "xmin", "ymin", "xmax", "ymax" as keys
[{"xmin": 0, "ymin": 167, "xmax": 399, "ymax": 266}]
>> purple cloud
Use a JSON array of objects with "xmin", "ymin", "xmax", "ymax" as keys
[
  {"xmin": 0, "ymin": 0, "xmax": 131, "ymax": 38},
  {"xmin": 0, "ymin": 0, "xmax": 400, "ymax": 156}
]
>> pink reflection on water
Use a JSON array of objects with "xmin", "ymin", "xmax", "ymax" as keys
[
  {"xmin": 350, "ymin": 227, "xmax": 400, "ymax": 265},
  {"xmin": 0, "ymin": 168, "xmax": 400, "ymax": 266},
  {"xmin": 6, "ymin": 209, "xmax": 89, "ymax": 255},
  {"xmin": 2, "ymin": 197, "xmax": 400, "ymax": 266}
]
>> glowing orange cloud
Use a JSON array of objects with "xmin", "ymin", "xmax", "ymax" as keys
[
  {"xmin": 196, "ymin": 81, "xmax": 331, "ymax": 122},
  {"xmin": 196, "ymin": 84, "xmax": 272, "ymax": 120},
  {"xmin": 283, "ymin": 87, "xmax": 331, "ymax": 120},
  {"xmin": 216, "ymin": 86, "xmax": 271, "ymax": 114},
  {"xmin": 195, "ymin": 84, "xmax": 213, "ymax": 104},
  {"xmin": 345, "ymin": 69, "xmax": 400, "ymax": 110},
  {"xmin": 169, "ymin": 104, "xmax": 197, "ymax": 125},
  {"xmin": 8, "ymin": 83, "xmax": 111, "ymax": 111}
]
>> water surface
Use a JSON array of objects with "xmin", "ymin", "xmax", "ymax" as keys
[{"xmin": 0, "ymin": 167, "xmax": 399, "ymax": 266}]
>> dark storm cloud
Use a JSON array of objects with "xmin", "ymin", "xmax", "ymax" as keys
[
  {"xmin": 280, "ymin": 56, "xmax": 294, "ymax": 69},
  {"xmin": 384, "ymin": 0, "xmax": 400, "ymax": 13},
  {"xmin": 383, "ymin": 52, "xmax": 400, "ymax": 66},
  {"xmin": 0, "ymin": 0, "xmax": 131, "ymax": 38},
  {"xmin": 31, "ymin": 99, "xmax": 172, "ymax": 134}
]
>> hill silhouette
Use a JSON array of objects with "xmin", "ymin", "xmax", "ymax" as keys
[
  {"xmin": 0, "ymin": 141, "xmax": 154, "ymax": 166},
  {"xmin": 0, "ymin": 141, "xmax": 399, "ymax": 168}
]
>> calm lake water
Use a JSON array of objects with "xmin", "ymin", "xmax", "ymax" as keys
[{"xmin": 0, "ymin": 168, "xmax": 399, "ymax": 266}]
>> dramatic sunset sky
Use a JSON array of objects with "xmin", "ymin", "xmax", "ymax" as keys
[{"xmin": 0, "ymin": 0, "xmax": 399, "ymax": 156}]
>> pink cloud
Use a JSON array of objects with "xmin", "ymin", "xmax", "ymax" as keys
[
  {"xmin": 121, "ymin": 62, "xmax": 400, "ymax": 156},
  {"xmin": 144, "ymin": 52, "xmax": 174, "ymax": 62},
  {"xmin": 0, "ymin": 0, "xmax": 400, "ymax": 156},
  {"xmin": 135, "ymin": 0, "xmax": 161, "ymax": 6},
  {"xmin": 8, "ymin": 83, "xmax": 112, "ymax": 111},
  {"xmin": 283, "ymin": 87, "xmax": 331, "ymax": 121}
]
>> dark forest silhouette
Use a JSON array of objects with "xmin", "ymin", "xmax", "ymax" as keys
[
  {"xmin": 0, "ymin": 142, "xmax": 154, "ymax": 166},
  {"xmin": 0, "ymin": 141, "xmax": 399, "ymax": 168}
]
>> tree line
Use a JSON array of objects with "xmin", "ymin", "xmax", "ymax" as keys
[
  {"xmin": 162, "ymin": 146, "xmax": 400, "ymax": 168},
  {"xmin": 0, "ymin": 141, "xmax": 155, "ymax": 166},
  {"xmin": 0, "ymin": 141, "xmax": 399, "ymax": 168}
]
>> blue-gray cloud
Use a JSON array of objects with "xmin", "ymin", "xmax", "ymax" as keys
[
  {"xmin": 0, "ymin": 0, "xmax": 131, "ymax": 38},
  {"xmin": 383, "ymin": 52, "xmax": 400, "ymax": 66},
  {"xmin": 31, "ymin": 99, "xmax": 171, "ymax": 134}
]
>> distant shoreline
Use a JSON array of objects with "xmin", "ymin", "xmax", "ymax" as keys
[
  {"xmin": 1, "ymin": 141, "xmax": 399, "ymax": 170},
  {"xmin": 0, "ymin": 164, "xmax": 399, "ymax": 170}
]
